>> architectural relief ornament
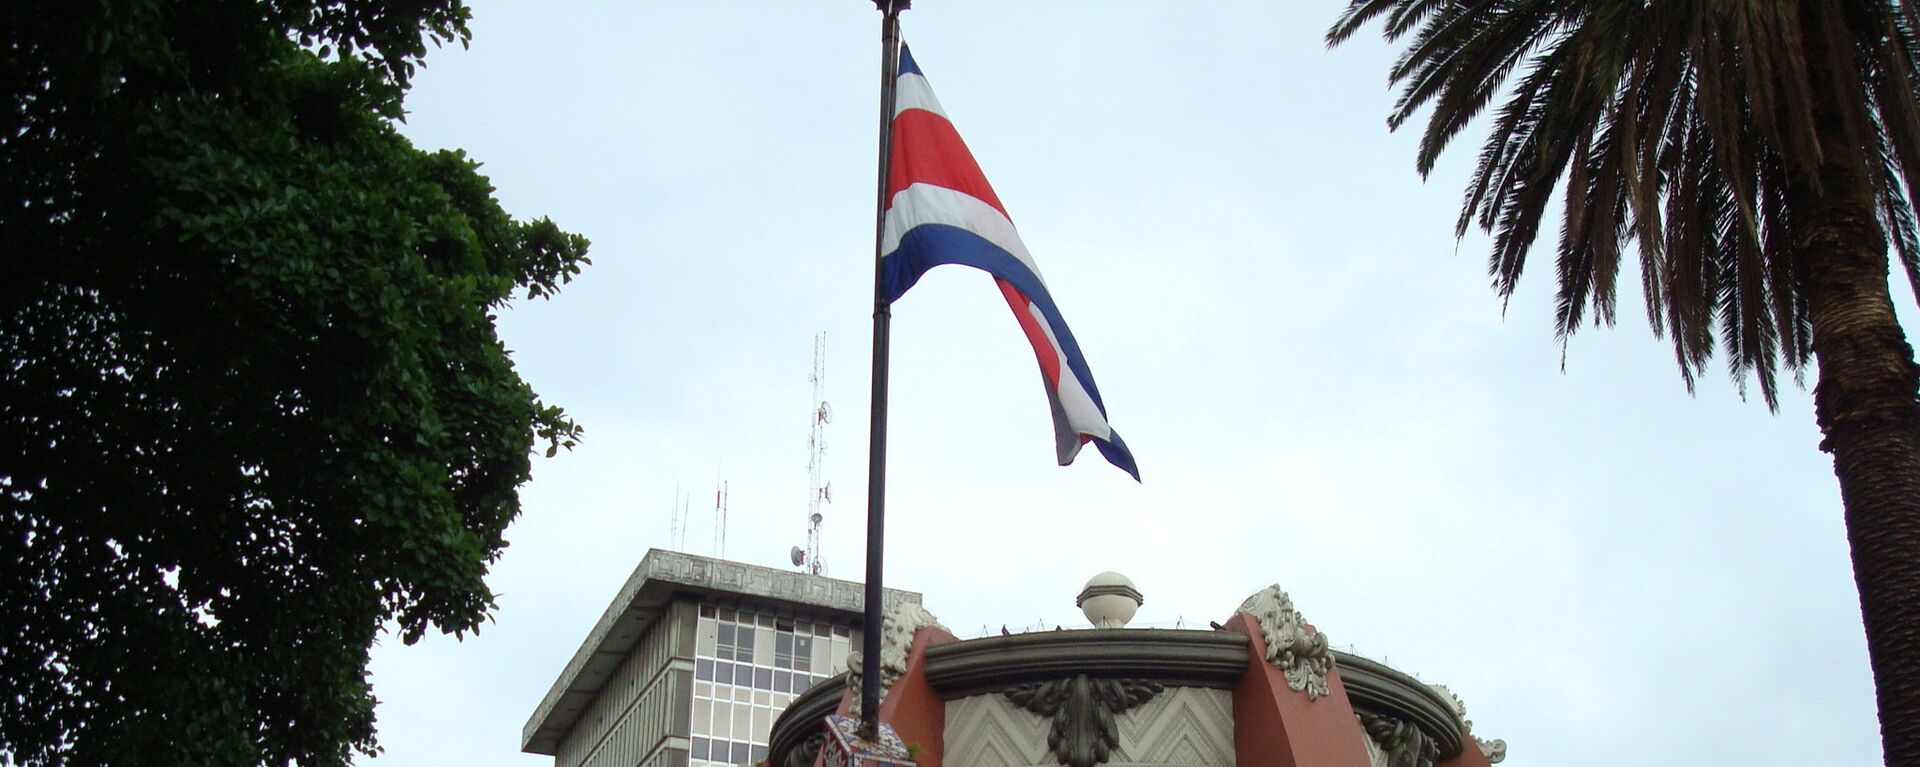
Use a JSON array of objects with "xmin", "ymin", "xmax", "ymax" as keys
[
  {"xmin": 1236, "ymin": 584, "xmax": 1334, "ymax": 700},
  {"xmin": 1358, "ymin": 713, "xmax": 1438, "ymax": 767},
  {"xmin": 1427, "ymin": 683, "xmax": 1507, "ymax": 764},
  {"xmin": 1002, "ymin": 675, "xmax": 1163, "ymax": 767},
  {"xmin": 781, "ymin": 731, "xmax": 824, "ymax": 767},
  {"xmin": 846, "ymin": 602, "xmax": 944, "ymax": 716}
]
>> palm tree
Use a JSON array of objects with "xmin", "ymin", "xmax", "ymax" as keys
[{"xmin": 1329, "ymin": 1, "xmax": 1920, "ymax": 763}]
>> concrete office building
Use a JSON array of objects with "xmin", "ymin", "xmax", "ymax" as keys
[{"xmin": 521, "ymin": 549, "xmax": 921, "ymax": 767}]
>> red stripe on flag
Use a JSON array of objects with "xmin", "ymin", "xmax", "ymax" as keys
[
  {"xmin": 888, "ymin": 109, "xmax": 1007, "ymax": 217},
  {"xmin": 997, "ymin": 278, "xmax": 1061, "ymax": 387}
]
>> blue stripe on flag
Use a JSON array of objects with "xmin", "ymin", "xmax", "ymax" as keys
[{"xmin": 885, "ymin": 223, "xmax": 1110, "ymax": 418}]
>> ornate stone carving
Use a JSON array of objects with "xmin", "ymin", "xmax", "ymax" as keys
[
  {"xmin": 782, "ymin": 730, "xmax": 824, "ymax": 767},
  {"xmin": 1002, "ymin": 675, "xmax": 1162, "ymax": 767},
  {"xmin": 1359, "ymin": 713, "xmax": 1438, "ymax": 767},
  {"xmin": 1427, "ymin": 683, "xmax": 1506, "ymax": 764},
  {"xmin": 846, "ymin": 602, "xmax": 944, "ymax": 716},
  {"xmin": 1236, "ymin": 584, "xmax": 1333, "ymax": 700}
]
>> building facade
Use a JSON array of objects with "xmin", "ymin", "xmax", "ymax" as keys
[
  {"xmin": 526, "ymin": 556, "xmax": 1506, "ymax": 767},
  {"xmin": 766, "ymin": 578, "xmax": 1508, "ymax": 767},
  {"xmin": 521, "ymin": 550, "xmax": 921, "ymax": 767}
]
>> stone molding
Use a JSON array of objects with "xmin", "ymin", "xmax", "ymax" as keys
[
  {"xmin": 1076, "ymin": 583, "xmax": 1144, "ymax": 607},
  {"xmin": 1333, "ymin": 652, "xmax": 1465, "ymax": 760},
  {"xmin": 1235, "ymin": 584, "xmax": 1334, "ymax": 700},
  {"xmin": 1427, "ymin": 683, "xmax": 1506, "ymax": 764},
  {"xmin": 923, "ymin": 629, "xmax": 1248, "ymax": 698}
]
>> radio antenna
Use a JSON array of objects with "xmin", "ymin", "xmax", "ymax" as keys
[{"xmin": 792, "ymin": 333, "xmax": 832, "ymax": 575}]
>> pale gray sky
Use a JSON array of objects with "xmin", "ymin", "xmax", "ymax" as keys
[{"xmin": 365, "ymin": 2, "xmax": 1888, "ymax": 765}]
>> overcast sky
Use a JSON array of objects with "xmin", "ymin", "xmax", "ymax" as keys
[{"xmin": 362, "ymin": 2, "xmax": 1895, "ymax": 765}]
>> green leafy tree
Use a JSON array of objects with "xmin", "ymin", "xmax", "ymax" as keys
[
  {"xmin": 1329, "ymin": 1, "xmax": 1920, "ymax": 763},
  {"xmin": 0, "ymin": 2, "xmax": 587, "ymax": 764}
]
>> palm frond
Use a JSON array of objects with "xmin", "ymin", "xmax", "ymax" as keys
[
  {"xmin": 1329, "ymin": 0, "xmax": 1920, "ymax": 406},
  {"xmin": 1875, "ymin": 130, "xmax": 1920, "ymax": 312},
  {"xmin": 1386, "ymin": 0, "xmax": 1455, "ymax": 40},
  {"xmin": 1862, "ymin": 5, "xmax": 1920, "ymax": 313},
  {"xmin": 1757, "ymin": 152, "xmax": 1811, "ymax": 376},
  {"xmin": 1328, "ymin": 0, "xmax": 1414, "ymax": 47},
  {"xmin": 1486, "ymin": 43, "xmax": 1595, "ymax": 303},
  {"xmin": 1663, "ymin": 110, "xmax": 1719, "ymax": 392}
]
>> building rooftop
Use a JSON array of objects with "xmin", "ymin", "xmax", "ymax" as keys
[{"xmin": 521, "ymin": 549, "xmax": 920, "ymax": 755}]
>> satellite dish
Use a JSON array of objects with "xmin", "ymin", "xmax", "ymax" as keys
[
  {"xmin": 810, "ymin": 512, "xmax": 823, "ymax": 525},
  {"xmin": 790, "ymin": 546, "xmax": 807, "ymax": 567}
]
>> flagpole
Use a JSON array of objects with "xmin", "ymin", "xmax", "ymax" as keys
[{"xmin": 861, "ymin": 0, "xmax": 906, "ymax": 740}]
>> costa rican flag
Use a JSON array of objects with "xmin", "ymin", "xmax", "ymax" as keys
[{"xmin": 880, "ymin": 45, "xmax": 1139, "ymax": 481}]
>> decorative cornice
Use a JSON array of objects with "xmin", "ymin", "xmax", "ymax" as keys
[
  {"xmin": 1236, "ymin": 585, "xmax": 1334, "ymax": 700},
  {"xmin": 1359, "ymin": 713, "xmax": 1438, "ymax": 767},
  {"xmin": 846, "ymin": 602, "xmax": 943, "ymax": 717},
  {"xmin": 1005, "ymin": 675, "xmax": 1162, "ymax": 767},
  {"xmin": 1427, "ymin": 683, "xmax": 1506, "ymax": 764},
  {"xmin": 923, "ymin": 629, "xmax": 1248, "ymax": 698},
  {"xmin": 1333, "ymin": 652, "xmax": 1465, "ymax": 760}
]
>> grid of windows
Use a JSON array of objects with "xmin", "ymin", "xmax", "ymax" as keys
[{"xmin": 690, "ymin": 604, "xmax": 851, "ymax": 767}]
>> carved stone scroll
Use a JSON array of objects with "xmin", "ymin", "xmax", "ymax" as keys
[
  {"xmin": 846, "ymin": 602, "xmax": 944, "ymax": 717},
  {"xmin": 1236, "ymin": 584, "xmax": 1334, "ymax": 700},
  {"xmin": 1359, "ymin": 713, "xmax": 1439, "ymax": 767},
  {"xmin": 781, "ymin": 731, "xmax": 824, "ymax": 767},
  {"xmin": 1002, "ymin": 675, "xmax": 1163, "ymax": 767}
]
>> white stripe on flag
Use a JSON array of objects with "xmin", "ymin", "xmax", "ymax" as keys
[
  {"xmin": 882, "ymin": 183, "xmax": 1046, "ymax": 281},
  {"xmin": 894, "ymin": 72, "xmax": 946, "ymax": 118},
  {"xmin": 1024, "ymin": 298, "xmax": 1114, "ymax": 443}
]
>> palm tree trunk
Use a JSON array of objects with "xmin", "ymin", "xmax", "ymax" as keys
[{"xmin": 1795, "ymin": 12, "xmax": 1920, "ymax": 765}]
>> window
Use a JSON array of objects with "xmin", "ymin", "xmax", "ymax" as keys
[
  {"xmin": 775, "ymin": 633, "xmax": 794, "ymax": 669},
  {"xmin": 794, "ymin": 636, "xmax": 813, "ymax": 673},
  {"xmin": 717, "ymin": 623, "xmax": 736, "ymax": 661},
  {"xmin": 690, "ymin": 603, "xmax": 856, "ymax": 767},
  {"xmin": 735, "ymin": 626, "xmax": 755, "ymax": 664}
]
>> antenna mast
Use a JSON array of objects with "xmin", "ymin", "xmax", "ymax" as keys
[
  {"xmin": 712, "ymin": 477, "xmax": 728, "ymax": 559},
  {"xmin": 677, "ymin": 487, "xmax": 690, "ymax": 551},
  {"xmin": 792, "ymin": 333, "xmax": 833, "ymax": 574}
]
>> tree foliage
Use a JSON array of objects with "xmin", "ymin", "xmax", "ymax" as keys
[{"xmin": 0, "ymin": 2, "xmax": 588, "ymax": 764}]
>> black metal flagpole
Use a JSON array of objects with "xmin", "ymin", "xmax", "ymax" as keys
[{"xmin": 861, "ymin": 0, "xmax": 906, "ymax": 739}]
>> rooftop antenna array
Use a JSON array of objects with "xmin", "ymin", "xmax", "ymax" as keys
[{"xmin": 791, "ymin": 333, "xmax": 831, "ymax": 575}]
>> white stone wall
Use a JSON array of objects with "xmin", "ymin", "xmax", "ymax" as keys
[{"xmin": 943, "ymin": 687, "xmax": 1234, "ymax": 767}]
